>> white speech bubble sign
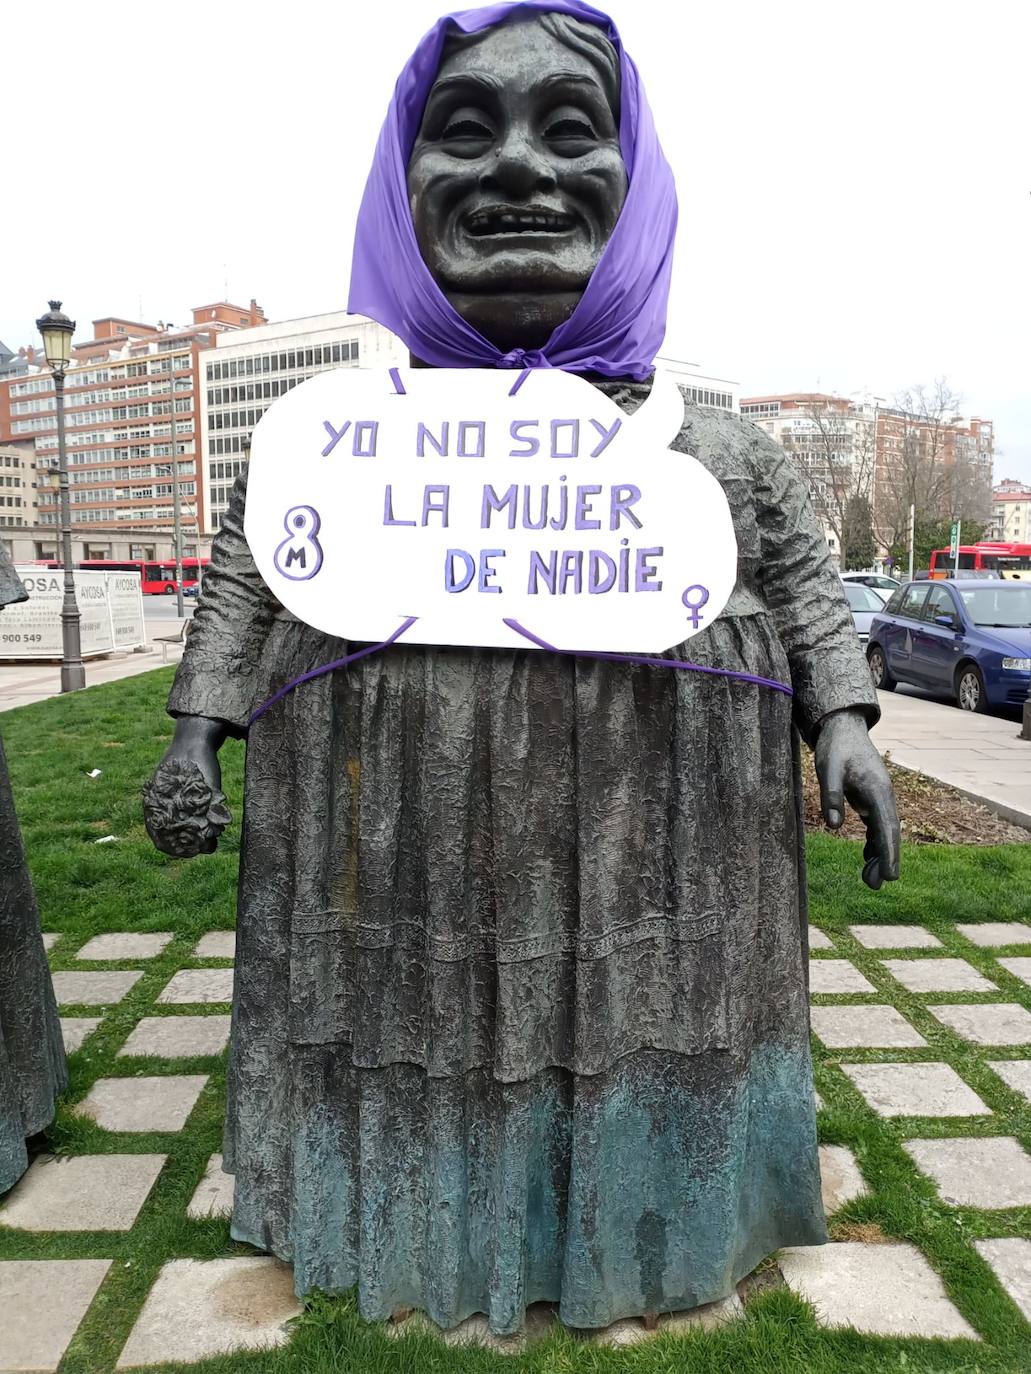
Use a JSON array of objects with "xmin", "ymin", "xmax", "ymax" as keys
[{"xmin": 244, "ymin": 367, "xmax": 737, "ymax": 653}]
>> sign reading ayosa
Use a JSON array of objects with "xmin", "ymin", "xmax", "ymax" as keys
[{"xmin": 245, "ymin": 368, "xmax": 737, "ymax": 653}]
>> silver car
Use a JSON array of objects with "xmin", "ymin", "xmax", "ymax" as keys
[{"xmin": 841, "ymin": 580, "xmax": 887, "ymax": 643}]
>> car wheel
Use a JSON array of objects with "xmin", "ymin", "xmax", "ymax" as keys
[
  {"xmin": 867, "ymin": 645, "xmax": 896, "ymax": 691},
  {"xmin": 955, "ymin": 663, "xmax": 988, "ymax": 713}
]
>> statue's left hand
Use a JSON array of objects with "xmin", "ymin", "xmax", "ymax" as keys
[{"xmin": 814, "ymin": 708, "xmax": 900, "ymax": 890}]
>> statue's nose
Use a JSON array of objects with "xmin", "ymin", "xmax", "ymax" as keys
[{"xmin": 479, "ymin": 129, "xmax": 557, "ymax": 198}]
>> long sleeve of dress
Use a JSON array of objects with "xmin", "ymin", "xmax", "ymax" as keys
[
  {"xmin": 749, "ymin": 426, "xmax": 879, "ymax": 745},
  {"xmin": 167, "ymin": 470, "xmax": 274, "ymax": 730}
]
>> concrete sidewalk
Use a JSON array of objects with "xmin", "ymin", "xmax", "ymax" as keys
[
  {"xmin": 872, "ymin": 688, "xmax": 1031, "ymax": 830},
  {"xmin": 0, "ymin": 622, "xmax": 185, "ymax": 713}
]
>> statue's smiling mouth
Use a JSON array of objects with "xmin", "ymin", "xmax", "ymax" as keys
[{"xmin": 465, "ymin": 207, "xmax": 577, "ymax": 237}]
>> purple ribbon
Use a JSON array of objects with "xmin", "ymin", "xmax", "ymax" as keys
[{"xmin": 247, "ymin": 617, "xmax": 792, "ymax": 726}]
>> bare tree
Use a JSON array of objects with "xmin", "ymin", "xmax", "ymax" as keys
[
  {"xmin": 780, "ymin": 396, "xmax": 876, "ymax": 549},
  {"xmin": 872, "ymin": 379, "xmax": 989, "ymax": 548}
]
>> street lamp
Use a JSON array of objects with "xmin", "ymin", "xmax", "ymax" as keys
[{"xmin": 35, "ymin": 300, "xmax": 85, "ymax": 692}]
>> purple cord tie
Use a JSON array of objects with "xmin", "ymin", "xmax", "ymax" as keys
[{"xmin": 247, "ymin": 617, "xmax": 793, "ymax": 726}]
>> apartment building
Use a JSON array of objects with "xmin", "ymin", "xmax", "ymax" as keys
[
  {"xmin": 989, "ymin": 478, "xmax": 1031, "ymax": 542},
  {"xmin": 740, "ymin": 392, "xmax": 994, "ymax": 558},
  {"xmin": 0, "ymin": 300, "xmax": 266, "ymax": 557},
  {"xmin": 200, "ymin": 312, "xmax": 405, "ymax": 531}
]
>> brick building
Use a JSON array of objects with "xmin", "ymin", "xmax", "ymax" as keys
[
  {"xmin": 0, "ymin": 300, "xmax": 266, "ymax": 560},
  {"xmin": 740, "ymin": 392, "xmax": 994, "ymax": 560}
]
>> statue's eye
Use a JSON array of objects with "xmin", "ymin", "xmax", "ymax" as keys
[
  {"xmin": 442, "ymin": 116, "xmax": 494, "ymax": 142},
  {"xmin": 546, "ymin": 116, "xmax": 596, "ymax": 142}
]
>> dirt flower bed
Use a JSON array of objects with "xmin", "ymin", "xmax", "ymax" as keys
[{"xmin": 802, "ymin": 750, "xmax": 1030, "ymax": 845}]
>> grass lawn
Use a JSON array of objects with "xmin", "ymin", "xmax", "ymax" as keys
[{"xmin": 1, "ymin": 666, "xmax": 1029, "ymax": 1374}]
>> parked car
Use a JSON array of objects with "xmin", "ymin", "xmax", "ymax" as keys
[
  {"xmin": 866, "ymin": 579, "xmax": 1031, "ymax": 711},
  {"xmin": 841, "ymin": 580, "xmax": 887, "ymax": 643},
  {"xmin": 841, "ymin": 572, "xmax": 902, "ymax": 595}
]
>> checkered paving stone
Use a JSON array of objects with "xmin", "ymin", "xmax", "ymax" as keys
[
  {"xmin": 819, "ymin": 1145, "xmax": 867, "ymax": 1214},
  {"xmin": 809, "ymin": 960, "xmax": 876, "ymax": 994},
  {"xmin": 51, "ymin": 969, "xmax": 145, "ymax": 1006},
  {"xmin": 9, "ymin": 918, "xmax": 1028, "ymax": 1368},
  {"xmin": 76, "ymin": 932, "xmax": 173, "ymax": 960},
  {"xmin": 0, "ymin": 1155, "xmax": 166, "ymax": 1231},
  {"xmin": 903, "ymin": 1137, "xmax": 1031, "ymax": 1210},
  {"xmin": 779, "ymin": 1242, "xmax": 978, "ymax": 1338},
  {"xmin": 974, "ymin": 1239, "xmax": 1031, "ymax": 1322},
  {"xmin": 0, "ymin": 1260, "xmax": 112, "ymax": 1372},
  {"xmin": 955, "ymin": 922, "xmax": 1031, "ymax": 947},
  {"xmin": 157, "ymin": 969, "xmax": 234, "ymax": 1004},
  {"xmin": 848, "ymin": 924, "xmax": 943, "ymax": 949},
  {"xmin": 880, "ymin": 959, "xmax": 997, "ymax": 993},
  {"xmin": 998, "ymin": 957, "xmax": 1031, "ymax": 988},
  {"xmin": 193, "ymin": 931, "xmax": 236, "ymax": 959},
  {"xmin": 842, "ymin": 1063, "xmax": 990, "ymax": 1118},
  {"xmin": 988, "ymin": 1060, "xmax": 1031, "ymax": 1101},
  {"xmin": 116, "ymin": 1259, "xmax": 301, "ymax": 1367},
  {"xmin": 74, "ymin": 1076, "xmax": 209, "ymax": 1133},
  {"xmin": 60, "ymin": 1017, "xmax": 103, "ymax": 1053},
  {"xmin": 810, "ymin": 1005, "xmax": 927, "ymax": 1049},
  {"xmin": 188, "ymin": 1154, "xmax": 235, "ymax": 1219},
  {"xmin": 119, "ymin": 1015, "xmax": 232, "ymax": 1059},
  {"xmin": 928, "ymin": 1003, "xmax": 1031, "ymax": 1046}
]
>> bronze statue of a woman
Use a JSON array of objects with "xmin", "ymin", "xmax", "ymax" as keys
[
  {"xmin": 146, "ymin": 0, "xmax": 898, "ymax": 1337},
  {"xmin": 0, "ymin": 546, "xmax": 67, "ymax": 1194}
]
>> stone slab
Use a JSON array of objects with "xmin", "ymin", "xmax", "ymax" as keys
[
  {"xmin": 975, "ymin": 1238, "xmax": 1031, "ymax": 1322},
  {"xmin": 808, "ymin": 927, "xmax": 834, "ymax": 950},
  {"xmin": 60, "ymin": 1017, "xmax": 103, "ymax": 1053},
  {"xmin": 76, "ymin": 933, "xmax": 173, "ymax": 960},
  {"xmin": 193, "ymin": 931, "xmax": 236, "ymax": 959},
  {"xmin": 811, "ymin": 1005, "xmax": 927, "ymax": 1049},
  {"xmin": 955, "ymin": 922, "xmax": 1031, "ymax": 947},
  {"xmin": 52, "ymin": 970, "xmax": 144, "ymax": 1005},
  {"xmin": 187, "ymin": 1153, "xmax": 235, "ymax": 1219},
  {"xmin": 819, "ymin": 1145, "xmax": 868, "ymax": 1215},
  {"xmin": 809, "ymin": 960, "xmax": 876, "ymax": 994},
  {"xmin": 842, "ymin": 1062, "xmax": 989, "ymax": 1118},
  {"xmin": 116, "ymin": 1258, "xmax": 301, "ymax": 1367},
  {"xmin": 40, "ymin": 932, "xmax": 60, "ymax": 952},
  {"xmin": 0, "ymin": 1260, "xmax": 112, "ymax": 1372},
  {"xmin": 904, "ymin": 1136, "xmax": 1031, "ymax": 1209},
  {"xmin": 779, "ymin": 1241, "xmax": 977, "ymax": 1338},
  {"xmin": 988, "ymin": 1060, "xmax": 1031, "ymax": 1102},
  {"xmin": 74, "ymin": 1076, "xmax": 208, "ymax": 1133},
  {"xmin": 998, "ymin": 957, "xmax": 1031, "ymax": 987},
  {"xmin": 157, "ymin": 969, "xmax": 234, "ymax": 1005},
  {"xmin": 881, "ymin": 959, "xmax": 997, "ymax": 993},
  {"xmin": 0, "ymin": 1154, "xmax": 166, "ymax": 1231},
  {"xmin": 119, "ymin": 1016, "xmax": 231, "ymax": 1059},
  {"xmin": 928, "ymin": 1003, "xmax": 1031, "ymax": 1046},
  {"xmin": 848, "ymin": 924, "xmax": 942, "ymax": 949}
]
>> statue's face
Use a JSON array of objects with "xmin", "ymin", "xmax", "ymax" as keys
[{"xmin": 407, "ymin": 20, "xmax": 627, "ymax": 351}]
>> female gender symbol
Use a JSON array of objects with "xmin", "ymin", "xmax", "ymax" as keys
[
  {"xmin": 274, "ymin": 505, "xmax": 324, "ymax": 581},
  {"xmin": 681, "ymin": 584, "xmax": 710, "ymax": 630}
]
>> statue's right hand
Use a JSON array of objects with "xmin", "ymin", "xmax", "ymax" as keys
[{"xmin": 143, "ymin": 717, "xmax": 231, "ymax": 858}]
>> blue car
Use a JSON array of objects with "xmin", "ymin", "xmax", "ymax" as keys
[{"xmin": 867, "ymin": 579, "xmax": 1031, "ymax": 712}]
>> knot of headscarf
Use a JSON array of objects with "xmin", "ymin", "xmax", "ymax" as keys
[
  {"xmin": 498, "ymin": 348, "xmax": 552, "ymax": 370},
  {"xmin": 347, "ymin": 0, "xmax": 678, "ymax": 380}
]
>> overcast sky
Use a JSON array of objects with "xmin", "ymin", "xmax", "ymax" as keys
[{"xmin": 3, "ymin": 0, "xmax": 1027, "ymax": 482}]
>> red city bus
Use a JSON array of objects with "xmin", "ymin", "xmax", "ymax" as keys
[
  {"xmin": 929, "ymin": 542, "xmax": 1031, "ymax": 581},
  {"xmin": 41, "ymin": 557, "xmax": 210, "ymax": 594}
]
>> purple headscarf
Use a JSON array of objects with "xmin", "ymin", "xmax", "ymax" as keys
[{"xmin": 347, "ymin": 0, "xmax": 677, "ymax": 379}]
